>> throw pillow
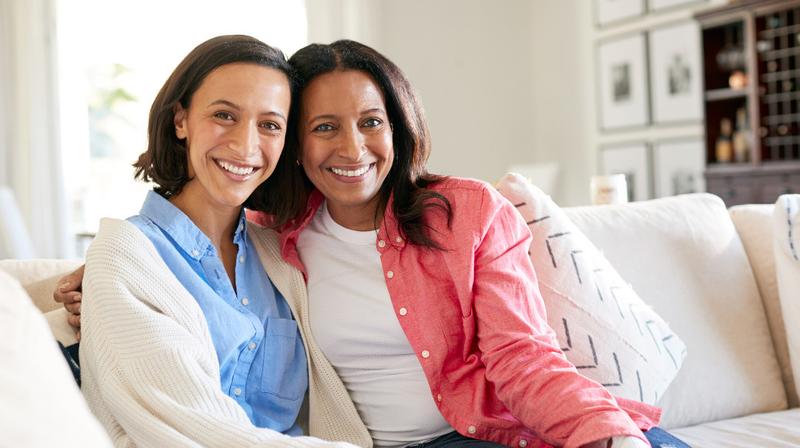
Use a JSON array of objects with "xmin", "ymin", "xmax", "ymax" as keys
[
  {"xmin": 773, "ymin": 194, "xmax": 800, "ymax": 402},
  {"xmin": 495, "ymin": 173, "xmax": 686, "ymax": 405}
]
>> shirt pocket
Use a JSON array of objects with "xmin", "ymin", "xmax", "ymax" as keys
[{"xmin": 259, "ymin": 317, "xmax": 307, "ymax": 400}]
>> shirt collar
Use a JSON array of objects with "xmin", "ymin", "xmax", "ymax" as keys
[{"xmin": 139, "ymin": 191, "xmax": 248, "ymax": 259}]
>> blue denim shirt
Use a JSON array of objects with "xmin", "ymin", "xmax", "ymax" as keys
[{"xmin": 128, "ymin": 191, "xmax": 308, "ymax": 435}]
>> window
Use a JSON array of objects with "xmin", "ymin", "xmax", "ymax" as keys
[{"xmin": 55, "ymin": 0, "xmax": 307, "ymax": 248}]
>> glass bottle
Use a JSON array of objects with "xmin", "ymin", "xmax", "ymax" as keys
[
  {"xmin": 733, "ymin": 108, "xmax": 750, "ymax": 163},
  {"xmin": 716, "ymin": 118, "xmax": 733, "ymax": 163}
]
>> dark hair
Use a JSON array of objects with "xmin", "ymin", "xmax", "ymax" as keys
[
  {"xmin": 283, "ymin": 40, "xmax": 452, "ymax": 249},
  {"xmin": 133, "ymin": 34, "xmax": 297, "ymax": 216}
]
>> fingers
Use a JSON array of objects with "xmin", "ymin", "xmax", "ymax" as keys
[
  {"xmin": 64, "ymin": 298, "xmax": 82, "ymax": 314},
  {"xmin": 67, "ymin": 313, "xmax": 81, "ymax": 330},
  {"xmin": 53, "ymin": 265, "xmax": 85, "ymax": 303}
]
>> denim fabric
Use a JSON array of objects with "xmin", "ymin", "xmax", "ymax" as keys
[{"xmin": 644, "ymin": 427, "xmax": 692, "ymax": 448}]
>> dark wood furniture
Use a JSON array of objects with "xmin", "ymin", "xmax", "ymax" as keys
[{"xmin": 696, "ymin": 0, "xmax": 800, "ymax": 205}]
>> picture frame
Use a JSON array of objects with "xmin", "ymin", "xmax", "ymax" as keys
[
  {"xmin": 594, "ymin": 0, "xmax": 645, "ymax": 28},
  {"xmin": 600, "ymin": 142, "xmax": 651, "ymax": 201},
  {"xmin": 597, "ymin": 33, "xmax": 650, "ymax": 131},
  {"xmin": 653, "ymin": 138, "xmax": 706, "ymax": 198},
  {"xmin": 648, "ymin": 21, "xmax": 704, "ymax": 124},
  {"xmin": 649, "ymin": 0, "xmax": 707, "ymax": 13}
]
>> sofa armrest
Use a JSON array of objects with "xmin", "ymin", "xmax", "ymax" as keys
[{"xmin": 0, "ymin": 259, "xmax": 83, "ymax": 313}]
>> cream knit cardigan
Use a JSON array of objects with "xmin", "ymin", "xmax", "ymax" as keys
[{"xmin": 81, "ymin": 218, "xmax": 373, "ymax": 448}]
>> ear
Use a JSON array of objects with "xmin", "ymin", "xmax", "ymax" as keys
[{"xmin": 173, "ymin": 104, "xmax": 188, "ymax": 140}]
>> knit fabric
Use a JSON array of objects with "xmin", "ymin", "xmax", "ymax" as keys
[{"xmin": 80, "ymin": 218, "xmax": 366, "ymax": 448}]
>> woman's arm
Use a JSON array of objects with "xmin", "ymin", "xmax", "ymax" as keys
[
  {"xmin": 469, "ymin": 188, "xmax": 647, "ymax": 448},
  {"xmin": 81, "ymin": 219, "xmax": 355, "ymax": 448}
]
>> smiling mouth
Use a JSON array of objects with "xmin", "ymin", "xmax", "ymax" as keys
[
  {"xmin": 215, "ymin": 158, "xmax": 260, "ymax": 177},
  {"xmin": 328, "ymin": 163, "xmax": 375, "ymax": 177}
]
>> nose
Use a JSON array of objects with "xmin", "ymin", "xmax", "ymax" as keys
[
  {"xmin": 337, "ymin": 123, "xmax": 366, "ymax": 161},
  {"xmin": 229, "ymin": 122, "xmax": 259, "ymax": 157}
]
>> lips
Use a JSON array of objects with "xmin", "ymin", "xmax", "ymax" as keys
[
  {"xmin": 214, "ymin": 158, "xmax": 260, "ymax": 178},
  {"xmin": 328, "ymin": 163, "xmax": 375, "ymax": 178}
]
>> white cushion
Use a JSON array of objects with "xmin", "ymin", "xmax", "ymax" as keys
[
  {"xmin": 773, "ymin": 194, "xmax": 800, "ymax": 410},
  {"xmin": 730, "ymin": 204, "xmax": 797, "ymax": 407},
  {"xmin": 0, "ymin": 259, "xmax": 82, "ymax": 313},
  {"xmin": 0, "ymin": 270, "xmax": 111, "ymax": 447},
  {"xmin": 671, "ymin": 409, "xmax": 800, "ymax": 447},
  {"xmin": 496, "ymin": 173, "xmax": 685, "ymax": 407},
  {"xmin": 564, "ymin": 192, "xmax": 786, "ymax": 428}
]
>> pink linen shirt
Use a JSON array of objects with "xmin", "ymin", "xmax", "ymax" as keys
[{"xmin": 253, "ymin": 177, "xmax": 660, "ymax": 448}]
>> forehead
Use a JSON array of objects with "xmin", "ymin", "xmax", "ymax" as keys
[
  {"xmin": 194, "ymin": 62, "xmax": 289, "ymax": 98},
  {"xmin": 301, "ymin": 69, "xmax": 386, "ymax": 112}
]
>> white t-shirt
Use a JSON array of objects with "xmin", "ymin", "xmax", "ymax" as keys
[{"xmin": 296, "ymin": 202, "xmax": 452, "ymax": 447}]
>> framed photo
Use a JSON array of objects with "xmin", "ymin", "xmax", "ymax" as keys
[
  {"xmin": 594, "ymin": 0, "xmax": 645, "ymax": 27},
  {"xmin": 597, "ymin": 33, "xmax": 650, "ymax": 131},
  {"xmin": 653, "ymin": 138, "xmax": 706, "ymax": 198},
  {"xmin": 648, "ymin": 21, "xmax": 703, "ymax": 124},
  {"xmin": 600, "ymin": 142, "xmax": 651, "ymax": 201},
  {"xmin": 649, "ymin": 0, "xmax": 707, "ymax": 12}
]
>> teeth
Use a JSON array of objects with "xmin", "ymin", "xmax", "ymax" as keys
[
  {"xmin": 217, "ymin": 160, "xmax": 255, "ymax": 176},
  {"xmin": 330, "ymin": 165, "xmax": 371, "ymax": 177}
]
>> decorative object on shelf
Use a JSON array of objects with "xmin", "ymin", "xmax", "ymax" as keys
[
  {"xmin": 597, "ymin": 33, "xmax": 650, "ymax": 131},
  {"xmin": 729, "ymin": 71, "xmax": 748, "ymax": 89},
  {"xmin": 715, "ymin": 118, "xmax": 734, "ymax": 163},
  {"xmin": 653, "ymin": 139, "xmax": 706, "ymax": 198},
  {"xmin": 733, "ymin": 107, "xmax": 751, "ymax": 163},
  {"xmin": 599, "ymin": 142, "xmax": 651, "ymax": 201},
  {"xmin": 716, "ymin": 24, "xmax": 746, "ymax": 73},
  {"xmin": 594, "ymin": 0, "xmax": 645, "ymax": 27},
  {"xmin": 648, "ymin": 21, "xmax": 704, "ymax": 124},
  {"xmin": 590, "ymin": 174, "xmax": 629, "ymax": 205},
  {"xmin": 649, "ymin": 0, "xmax": 707, "ymax": 12}
]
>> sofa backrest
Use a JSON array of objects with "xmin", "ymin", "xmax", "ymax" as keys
[
  {"xmin": 729, "ymin": 204, "xmax": 798, "ymax": 407},
  {"xmin": 565, "ymin": 194, "xmax": 787, "ymax": 429},
  {"xmin": 0, "ymin": 259, "xmax": 82, "ymax": 313}
]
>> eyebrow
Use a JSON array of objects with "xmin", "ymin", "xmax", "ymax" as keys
[
  {"xmin": 208, "ymin": 99, "xmax": 286, "ymax": 120},
  {"xmin": 306, "ymin": 107, "xmax": 387, "ymax": 125}
]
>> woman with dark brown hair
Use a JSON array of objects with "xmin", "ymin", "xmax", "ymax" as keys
[{"xmin": 75, "ymin": 35, "xmax": 354, "ymax": 448}]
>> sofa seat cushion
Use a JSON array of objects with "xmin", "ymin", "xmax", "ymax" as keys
[
  {"xmin": 671, "ymin": 409, "xmax": 800, "ymax": 447},
  {"xmin": 564, "ymin": 193, "xmax": 786, "ymax": 429}
]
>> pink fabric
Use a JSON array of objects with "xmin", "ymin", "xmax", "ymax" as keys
[{"xmin": 258, "ymin": 177, "xmax": 660, "ymax": 448}]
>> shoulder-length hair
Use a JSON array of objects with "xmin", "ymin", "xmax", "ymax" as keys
[
  {"xmin": 282, "ymin": 40, "xmax": 452, "ymax": 249},
  {"xmin": 133, "ymin": 34, "xmax": 298, "ymax": 216}
]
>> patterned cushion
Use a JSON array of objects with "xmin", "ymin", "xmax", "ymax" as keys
[{"xmin": 496, "ymin": 173, "xmax": 685, "ymax": 405}]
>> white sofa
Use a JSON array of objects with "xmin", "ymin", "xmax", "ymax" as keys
[{"xmin": 1, "ymin": 193, "xmax": 798, "ymax": 447}]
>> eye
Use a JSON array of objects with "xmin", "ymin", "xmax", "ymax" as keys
[
  {"xmin": 213, "ymin": 111, "xmax": 235, "ymax": 121},
  {"xmin": 259, "ymin": 121, "xmax": 281, "ymax": 131},
  {"xmin": 362, "ymin": 118, "xmax": 383, "ymax": 128},
  {"xmin": 312, "ymin": 123, "xmax": 336, "ymax": 132}
]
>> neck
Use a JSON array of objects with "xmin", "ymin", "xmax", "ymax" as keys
[
  {"xmin": 169, "ymin": 191, "xmax": 240, "ymax": 249},
  {"xmin": 326, "ymin": 198, "xmax": 384, "ymax": 231}
]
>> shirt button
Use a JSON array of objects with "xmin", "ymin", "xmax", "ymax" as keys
[
  {"xmin": 248, "ymin": 342, "xmax": 256, "ymax": 350},
  {"xmin": 233, "ymin": 388, "xmax": 242, "ymax": 396},
  {"xmin": 467, "ymin": 425, "xmax": 477, "ymax": 435},
  {"xmin": 386, "ymin": 270, "xmax": 394, "ymax": 279},
  {"xmin": 421, "ymin": 350, "xmax": 430, "ymax": 359},
  {"xmin": 436, "ymin": 393, "xmax": 442, "ymax": 402},
  {"xmin": 239, "ymin": 256, "xmax": 245, "ymax": 263},
  {"xmin": 399, "ymin": 307, "xmax": 408, "ymax": 316},
  {"xmin": 518, "ymin": 440, "xmax": 528, "ymax": 447},
  {"xmin": 191, "ymin": 249, "xmax": 199, "ymax": 257},
  {"xmin": 378, "ymin": 239, "xmax": 386, "ymax": 248},
  {"xmin": 241, "ymin": 297, "xmax": 249, "ymax": 306},
  {"xmin": 395, "ymin": 236, "xmax": 403, "ymax": 243}
]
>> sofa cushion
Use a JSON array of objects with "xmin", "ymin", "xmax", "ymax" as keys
[
  {"xmin": 671, "ymin": 408, "xmax": 800, "ymax": 447},
  {"xmin": 773, "ymin": 194, "xmax": 800, "ymax": 411},
  {"xmin": 730, "ymin": 204, "xmax": 797, "ymax": 407},
  {"xmin": 496, "ymin": 173, "xmax": 685, "ymax": 407},
  {"xmin": 0, "ymin": 259, "xmax": 82, "ymax": 313},
  {"xmin": 564, "ymin": 193, "xmax": 786, "ymax": 428}
]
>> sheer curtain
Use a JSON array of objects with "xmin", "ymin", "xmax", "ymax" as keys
[{"xmin": 0, "ymin": 0, "xmax": 73, "ymax": 258}]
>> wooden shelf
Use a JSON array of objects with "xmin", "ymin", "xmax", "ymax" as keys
[{"xmin": 705, "ymin": 88, "xmax": 749, "ymax": 101}]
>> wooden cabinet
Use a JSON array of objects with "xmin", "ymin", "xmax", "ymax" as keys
[{"xmin": 696, "ymin": 0, "xmax": 800, "ymax": 205}]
